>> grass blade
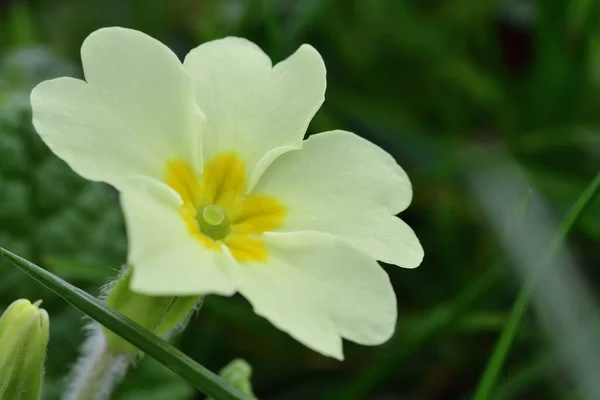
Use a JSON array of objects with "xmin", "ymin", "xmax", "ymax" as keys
[
  {"xmin": 0, "ymin": 248, "xmax": 252, "ymax": 400},
  {"xmin": 473, "ymin": 171, "xmax": 600, "ymax": 400}
]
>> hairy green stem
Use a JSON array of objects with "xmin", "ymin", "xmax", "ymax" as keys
[{"xmin": 65, "ymin": 324, "xmax": 130, "ymax": 400}]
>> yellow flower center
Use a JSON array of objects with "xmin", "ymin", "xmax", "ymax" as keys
[{"xmin": 165, "ymin": 153, "xmax": 286, "ymax": 262}]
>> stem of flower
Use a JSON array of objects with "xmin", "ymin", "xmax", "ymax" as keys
[
  {"xmin": 64, "ymin": 267, "xmax": 202, "ymax": 400},
  {"xmin": 64, "ymin": 323, "xmax": 130, "ymax": 400}
]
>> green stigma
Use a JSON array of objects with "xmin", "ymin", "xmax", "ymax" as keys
[
  {"xmin": 202, "ymin": 205, "xmax": 225, "ymax": 226},
  {"xmin": 196, "ymin": 205, "xmax": 230, "ymax": 240}
]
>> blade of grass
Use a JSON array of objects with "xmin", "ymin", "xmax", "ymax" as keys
[
  {"xmin": 491, "ymin": 352, "xmax": 556, "ymax": 400},
  {"xmin": 0, "ymin": 248, "xmax": 252, "ymax": 400},
  {"xmin": 473, "ymin": 171, "xmax": 600, "ymax": 400},
  {"xmin": 7, "ymin": 1, "xmax": 37, "ymax": 47},
  {"xmin": 260, "ymin": 0, "xmax": 284, "ymax": 60},
  {"xmin": 567, "ymin": 0, "xmax": 598, "ymax": 37},
  {"xmin": 283, "ymin": 0, "xmax": 329, "ymax": 44}
]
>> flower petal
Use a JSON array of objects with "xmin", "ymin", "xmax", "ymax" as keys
[
  {"xmin": 226, "ymin": 231, "xmax": 397, "ymax": 359},
  {"xmin": 255, "ymin": 130, "xmax": 423, "ymax": 268},
  {"xmin": 31, "ymin": 27, "xmax": 204, "ymax": 191},
  {"xmin": 183, "ymin": 37, "xmax": 326, "ymax": 190},
  {"xmin": 121, "ymin": 178, "xmax": 236, "ymax": 296}
]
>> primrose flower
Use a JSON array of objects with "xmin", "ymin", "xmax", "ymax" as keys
[{"xmin": 31, "ymin": 27, "xmax": 423, "ymax": 359}]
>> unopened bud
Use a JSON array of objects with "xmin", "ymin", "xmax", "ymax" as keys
[
  {"xmin": 208, "ymin": 359, "xmax": 257, "ymax": 400},
  {"xmin": 0, "ymin": 298, "xmax": 49, "ymax": 400}
]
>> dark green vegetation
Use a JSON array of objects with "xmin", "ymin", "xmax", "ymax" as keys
[{"xmin": 1, "ymin": 1, "xmax": 599, "ymax": 399}]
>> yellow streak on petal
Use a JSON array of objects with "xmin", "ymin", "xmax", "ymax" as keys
[
  {"xmin": 164, "ymin": 153, "xmax": 287, "ymax": 263},
  {"xmin": 202, "ymin": 153, "xmax": 246, "ymax": 207},
  {"xmin": 230, "ymin": 195, "xmax": 287, "ymax": 235},
  {"xmin": 224, "ymin": 234, "xmax": 269, "ymax": 263},
  {"xmin": 164, "ymin": 159, "xmax": 203, "ymax": 206}
]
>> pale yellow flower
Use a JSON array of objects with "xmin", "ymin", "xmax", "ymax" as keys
[{"xmin": 31, "ymin": 27, "xmax": 423, "ymax": 359}]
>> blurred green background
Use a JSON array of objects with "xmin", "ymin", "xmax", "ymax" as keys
[{"xmin": 1, "ymin": 0, "xmax": 599, "ymax": 399}]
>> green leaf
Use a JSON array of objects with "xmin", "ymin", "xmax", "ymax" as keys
[{"xmin": 0, "ymin": 247, "xmax": 252, "ymax": 400}]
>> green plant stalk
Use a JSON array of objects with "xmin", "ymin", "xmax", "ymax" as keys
[
  {"xmin": 0, "ymin": 248, "xmax": 252, "ymax": 400},
  {"xmin": 491, "ymin": 352, "xmax": 556, "ymax": 400},
  {"xmin": 80, "ymin": 354, "xmax": 117, "ymax": 400},
  {"xmin": 81, "ymin": 352, "xmax": 120, "ymax": 399},
  {"xmin": 66, "ymin": 343, "xmax": 129, "ymax": 400},
  {"xmin": 473, "ymin": 171, "xmax": 600, "ymax": 400}
]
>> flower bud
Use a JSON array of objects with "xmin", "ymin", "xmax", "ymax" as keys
[
  {"xmin": 0, "ymin": 299, "xmax": 49, "ymax": 400},
  {"xmin": 208, "ymin": 359, "xmax": 256, "ymax": 400}
]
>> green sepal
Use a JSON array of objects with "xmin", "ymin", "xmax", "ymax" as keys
[{"xmin": 104, "ymin": 268, "xmax": 201, "ymax": 355}]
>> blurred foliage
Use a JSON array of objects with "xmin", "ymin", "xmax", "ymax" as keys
[{"xmin": 0, "ymin": 0, "xmax": 599, "ymax": 399}]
